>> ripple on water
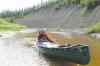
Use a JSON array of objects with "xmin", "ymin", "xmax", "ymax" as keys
[{"xmin": 0, "ymin": 39, "xmax": 49, "ymax": 66}]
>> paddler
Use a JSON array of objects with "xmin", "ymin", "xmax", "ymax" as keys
[{"xmin": 37, "ymin": 30, "xmax": 55, "ymax": 43}]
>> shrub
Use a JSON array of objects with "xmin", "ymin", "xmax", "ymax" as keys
[{"xmin": 86, "ymin": 22, "xmax": 100, "ymax": 33}]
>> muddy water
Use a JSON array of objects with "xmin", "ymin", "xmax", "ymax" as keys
[
  {"xmin": 0, "ymin": 33, "xmax": 77, "ymax": 66},
  {"xmin": 0, "ymin": 36, "xmax": 49, "ymax": 66},
  {"xmin": 0, "ymin": 38, "xmax": 33, "ymax": 66}
]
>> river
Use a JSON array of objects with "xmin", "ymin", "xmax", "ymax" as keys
[
  {"xmin": 0, "ymin": 33, "xmax": 50, "ymax": 66},
  {"xmin": 0, "ymin": 31, "xmax": 78, "ymax": 66}
]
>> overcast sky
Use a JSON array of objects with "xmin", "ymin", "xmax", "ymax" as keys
[{"xmin": 0, "ymin": 0, "xmax": 47, "ymax": 12}]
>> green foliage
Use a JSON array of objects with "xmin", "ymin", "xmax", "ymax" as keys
[
  {"xmin": 86, "ymin": 22, "xmax": 100, "ymax": 33},
  {"xmin": 0, "ymin": 18, "xmax": 27, "ymax": 31},
  {"xmin": 5, "ymin": 18, "xmax": 16, "ymax": 23},
  {"xmin": 48, "ymin": 0, "xmax": 100, "ymax": 15},
  {"xmin": 0, "ymin": 7, "xmax": 35, "ymax": 18},
  {"xmin": 80, "ymin": 0, "xmax": 95, "ymax": 6},
  {"xmin": 0, "ymin": 0, "xmax": 99, "ymax": 18},
  {"xmin": 80, "ymin": 7, "xmax": 91, "ymax": 16},
  {"xmin": 48, "ymin": 0, "xmax": 99, "ymax": 9}
]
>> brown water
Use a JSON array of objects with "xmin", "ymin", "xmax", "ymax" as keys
[
  {"xmin": 0, "ymin": 38, "xmax": 33, "ymax": 66},
  {"xmin": 3, "ymin": 30, "xmax": 100, "ymax": 66},
  {"xmin": 0, "ymin": 32, "xmax": 77, "ymax": 66}
]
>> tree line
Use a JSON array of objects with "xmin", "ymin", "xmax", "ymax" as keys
[
  {"xmin": 48, "ymin": 0, "xmax": 100, "ymax": 10},
  {"xmin": 0, "ymin": 0, "xmax": 100, "ymax": 18},
  {"xmin": 0, "ymin": 7, "xmax": 36, "ymax": 18}
]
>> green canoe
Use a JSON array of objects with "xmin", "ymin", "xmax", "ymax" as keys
[{"xmin": 38, "ymin": 44, "xmax": 90, "ymax": 65}]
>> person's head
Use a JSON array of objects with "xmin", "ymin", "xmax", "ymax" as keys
[
  {"xmin": 37, "ymin": 28, "xmax": 47, "ymax": 35},
  {"xmin": 38, "ymin": 29, "xmax": 47, "ymax": 35}
]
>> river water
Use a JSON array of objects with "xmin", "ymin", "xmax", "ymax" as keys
[
  {"xmin": 0, "ymin": 35, "xmax": 50, "ymax": 66},
  {"xmin": 0, "ymin": 31, "xmax": 78, "ymax": 66}
]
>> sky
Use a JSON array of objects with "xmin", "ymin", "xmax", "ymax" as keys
[{"xmin": 0, "ymin": 0, "xmax": 47, "ymax": 12}]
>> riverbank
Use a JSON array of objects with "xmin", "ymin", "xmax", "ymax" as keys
[{"xmin": 0, "ymin": 18, "xmax": 26, "ymax": 32}]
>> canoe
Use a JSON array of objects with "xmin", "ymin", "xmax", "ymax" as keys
[{"xmin": 37, "ymin": 42, "xmax": 90, "ymax": 65}]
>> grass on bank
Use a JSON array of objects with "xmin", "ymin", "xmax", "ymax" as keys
[
  {"xmin": 0, "ymin": 18, "xmax": 27, "ymax": 31},
  {"xmin": 86, "ymin": 21, "xmax": 100, "ymax": 33}
]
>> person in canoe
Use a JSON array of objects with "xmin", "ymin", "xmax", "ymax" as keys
[
  {"xmin": 37, "ymin": 30, "xmax": 70, "ymax": 48},
  {"xmin": 37, "ymin": 30, "xmax": 55, "ymax": 43}
]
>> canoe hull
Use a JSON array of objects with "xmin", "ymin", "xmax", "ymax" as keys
[{"xmin": 38, "ymin": 45, "xmax": 90, "ymax": 65}]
